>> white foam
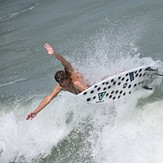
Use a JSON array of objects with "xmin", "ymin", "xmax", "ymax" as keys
[
  {"xmin": 0, "ymin": 92, "xmax": 95, "ymax": 162},
  {"xmin": 89, "ymin": 92, "xmax": 163, "ymax": 163}
]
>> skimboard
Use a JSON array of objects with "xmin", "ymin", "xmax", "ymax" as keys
[{"xmin": 77, "ymin": 65, "xmax": 159, "ymax": 104}]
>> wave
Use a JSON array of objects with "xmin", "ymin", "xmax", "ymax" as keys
[
  {"xmin": 0, "ymin": 3, "xmax": 38, "ymax": 22},
  {"xmin": 0, "ymin": 92, "xmax": 93, "ymax": 162},
  {"xmin": 0, "ymin": 78, "xmax": 26, "ymax": 87},
  {"xmin": 0, "ymin": 88, "xmax": 163, "ymax": 162},
  {"xmin": 91, "ymin": 96, "xmax": 163, "ymax": 163}
]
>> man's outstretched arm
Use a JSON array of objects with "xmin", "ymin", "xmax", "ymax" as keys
[
  {"xmin": 26, "ymin": 84, "xmax": 62, "ymax": 120},
  {"xmin": 44, "ymin": 43, "xmax": 74, "ymax": 73}
]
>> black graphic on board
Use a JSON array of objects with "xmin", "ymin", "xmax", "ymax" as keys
[{"xmin": 129, "ymin": 72, "xmax": 134, "ymax": 81}]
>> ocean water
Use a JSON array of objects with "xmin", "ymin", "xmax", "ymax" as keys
[{"xmin": 0, "ymin": 0, "xmax": 163, "ymax": 162}]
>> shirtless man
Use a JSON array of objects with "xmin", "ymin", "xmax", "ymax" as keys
[{"xmin": 26, "ymin": 43, "xmax": 89, "ymax": 120}]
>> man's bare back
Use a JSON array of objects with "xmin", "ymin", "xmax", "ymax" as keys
[{"xmin": 26, "ymin": 43, "xmax": 89, "ymax": 120}]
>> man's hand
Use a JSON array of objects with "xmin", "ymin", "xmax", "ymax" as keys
[
  {"xmin": 44, "ymin": 43, "xmax": 55, "ymax": 55},
  {"xmin": 26, "ymin": 112, "xmax": 37, "ymax": 120}
]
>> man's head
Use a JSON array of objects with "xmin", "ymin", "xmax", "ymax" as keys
[{"xmin": 54, "ymin": 70, "xmax": 69, "ymax": 86}]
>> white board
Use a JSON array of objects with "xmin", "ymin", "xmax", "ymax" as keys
[{"xmin": 77, "ymin": 65, "xmax": 158, "ymax": 104}]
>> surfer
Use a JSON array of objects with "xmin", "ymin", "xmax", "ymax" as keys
[{"xmin": 26, "ymin": 43, "xmax": 90, "ymax": 120}]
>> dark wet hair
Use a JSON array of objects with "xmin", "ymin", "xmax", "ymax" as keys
[{"xmin": 54, "ymin": 70, "xmax": 68, "ymax": 83}]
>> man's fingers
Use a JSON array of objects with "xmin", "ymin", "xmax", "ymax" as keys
[
  {"xmin": 44, "ymin": 44, "xmax": 51, "ymax": 52},
  {"xmin": 44, "ymin": 43, "xmax": 49, "ymax": 48},
  {"xmin": 44, "ymin": 44, "xmax": 48, "ymax": 49},
  {"xmin": 26, "ymin": 114, "xmax": 30, "ymax": 120},
  {"xmin": 26, "ymin": 113, "xmax": 34, "ymax": 120},
  {"xmin": 44, "ymin": 43, "xmax": 50, "ymax": 48}
]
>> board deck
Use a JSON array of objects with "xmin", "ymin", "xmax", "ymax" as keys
[{"xmin": 77, "ymin": 65, "xmax": 158, "ymax": 104}]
